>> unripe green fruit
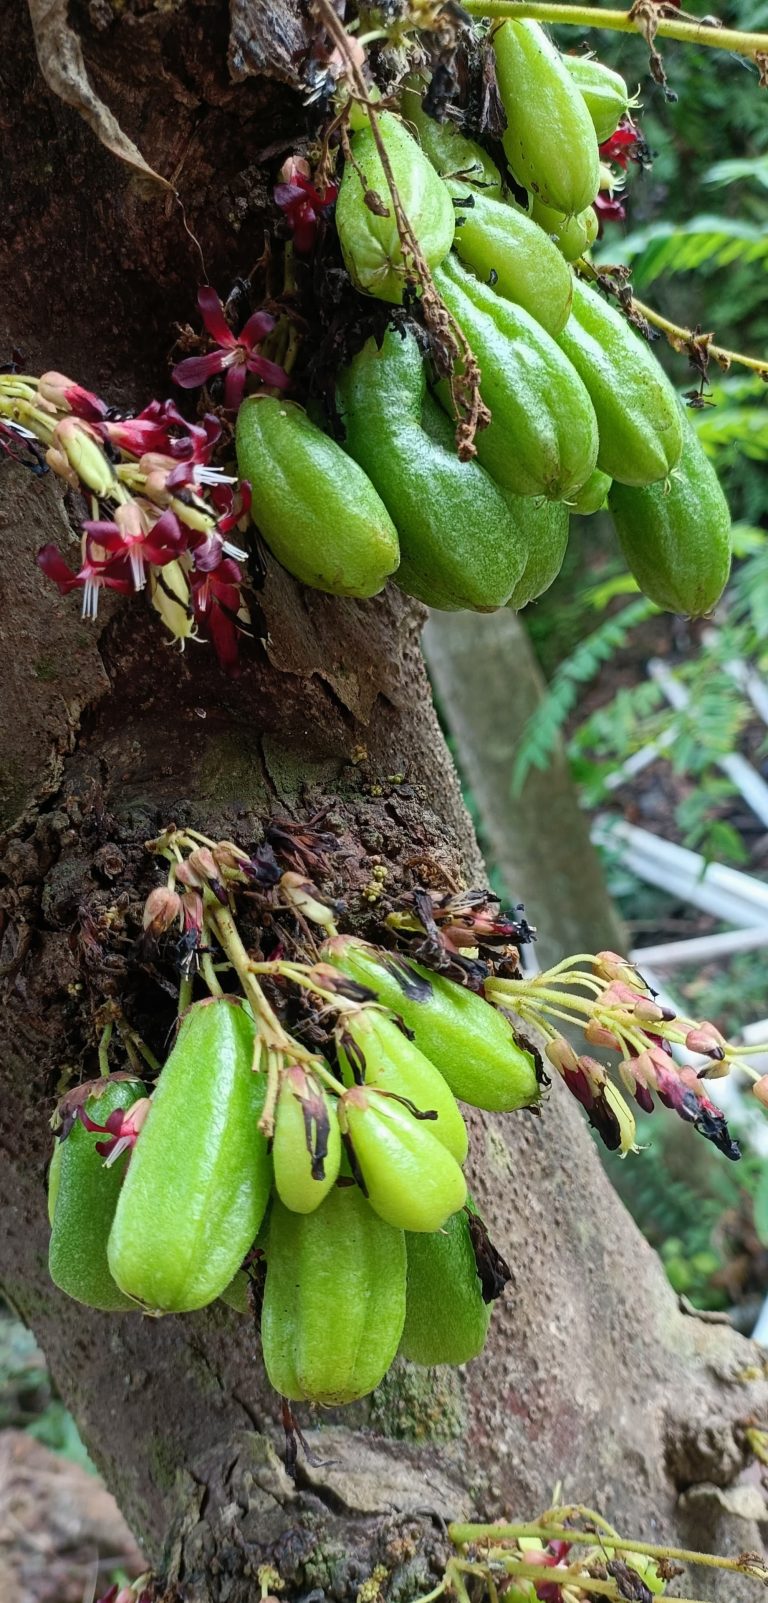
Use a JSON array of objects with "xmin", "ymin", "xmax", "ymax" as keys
[
  {"xmin": 261, "ymin": 1188, "xmax": 406, "ymax": 1404},
  {"xmin": 530, "ymin": 198, "xmax": 598, "ymax": 262},
  {"xmin": 451, "ymin": 192, "xmax": 573, "ymax": 335},
  {"xmin": 434, "ymin": 254, "xmax": 599, "ymax": 500},
  {"xmin": 336, "ymin": 110, "xmax": 455, "ymax": 303},
  {"xmin": 273, "ymin": 1065, "xmax": 342, "ymax": 1214},
  {"xmin": 337, "ymin": 1006, "xmax": 468, "ymax": 1164},
  {"xmin": 324, "ymin": 937, "xmax": 540, "ymax": 1113},
  {"xmin": 49, "ymin": 1079, "xmax": 145, "ymax": 1312},
  {"xmin": 337, "ymin": 327, "xmax": 528, "ymax": 610},
  {"xmin": 570, "ymin": 467, "xmax": 612, "ymax": 515},
  {"xmin": 399, "ymin": 1207, "xmax": 491, "ymax": 1365},
  {"xmin": 341, "ymin": 1085, "xmax": 467, "ymax": 1232},
  {"xmin": 505, "ymin": 500, "xmax": 570, "ymax": 610},
  {"xmin": 563, "ymin": 55, "xmax": 632, "ymax": 143},
  {"xmin": 236, "ymin": 397, "xmax": 399, "ymax": 597},
  {"xmin": 494, "ymin": 20, "xmax": 601, "ymax": 215},
  {"xmin": 108, "ymin": 1000, "xmax": 272, "ymax": 1314},
  {"xmin": 609, "ymin": 405, "xmax": 732, "ymax": 615},
  {"xmin": 556, "ymin": 277, "xmax": 684, "ymax": 486},
  {"xmin": 400, "ymin": 82, "xmax": 503, "ymax": 195}
]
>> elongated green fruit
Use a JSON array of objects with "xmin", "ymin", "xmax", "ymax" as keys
[
  {"xmin": 236, "ymin": 397, "xmax": 399, "ymax": 597},
  {"xmin": 261, "ymin": 1188, "xmax": 406, "ymax": 1403},
  {"xmin": 341, "ymin": 1086, "xmax": 467, "ymax": 1232},
  {"xmin": 505, "ymin": 500, "xmax": 570, "ymax": 610},
  {"xmin": 324, "ymin": 936, "xmax": 540, "ymax": 1113},
  {"xmin": 570, "ymin": 467, "xmax": 612, "ymax": 515},
  {"xmin": 530, "ymin": 197, "xmax": 598, "ymax": 262},
  {"xmin": 452, "ymin": 192, "xmax": 573, "ymax": 335},
  {"xmin": 434, "ymin": 255, "xmax": 598, "ymax": 500},
  {"xmin": 421, "ymin": 394, "xmax": 569, "ymax": 611},
  {"xmin": 609, "ymin": 407, "xmax": 732, "ymax": 615},
  {"xmin": 556, "ymin": 278, "xmax": 683, "ymax": 486},
  {"xmin": 336, "ymin": 110, "xmax": 454, "ymax": 304},
  {"xmin": 400, "ymin": 82, "xmax": 503, "ymax": 195},
  {"xmin": 49, "ymin": 1079, "xmax": 145, "ymax": 1312},
  {"xmin": 494, "ymin": 20, "xmax": 600, "ymax": 215},
  {"xmin": 563, "ymin": 56, "xmax": 632, "ymax": 144},
  {"xmin": 338, "ymin": 328, "xmax": 527, "ymax": 610},
  {"xmin": 337, "ymin": 1006, "xmax": 468, "ymax": 1164},
  {"xmin": 273, "ymin": 1065, "xmax": 341, "ymax": 1214},
  {"xmin": 399, "ymin": 1207, "xmax": 492, "ymax": 1365},
  {"xmin": 108, "ymin": 1000, "xmax": 272, "ymax": 1313}
]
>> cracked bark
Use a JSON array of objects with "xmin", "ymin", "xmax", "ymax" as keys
[{"xmin": 1, "ymin": 3, "xmax": 767, "ymax": 1598}]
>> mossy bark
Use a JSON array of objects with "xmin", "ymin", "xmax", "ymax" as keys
[{"xmin": 1, "ymin": 4, "xmax": 767, "ymax": 1599}]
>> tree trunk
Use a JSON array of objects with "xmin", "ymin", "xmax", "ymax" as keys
[
  {"xmin": 1, "ymin": 6, "xmax": 767, "ymax": 1599},
  {"xmin": 423, "ymin": 609, "xmax": 625, "ymax": 969}
]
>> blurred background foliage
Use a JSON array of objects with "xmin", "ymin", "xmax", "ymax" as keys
[{"xmin": 508, "ymin": 0, "xmax": 768, "ymax": 1321}]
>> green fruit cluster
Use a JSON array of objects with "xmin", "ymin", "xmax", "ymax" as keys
[
  {"xmin": 236, "ymin": 37, "xmax": 732, "ymax": 621},
  {"xmin": 49, "ymin": 954, "xmax": 532, "ymax": 1401}
]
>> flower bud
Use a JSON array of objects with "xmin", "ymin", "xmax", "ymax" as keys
[
  {"xmin": 753, "ymin": 1076, "xmax": 768, "ymax": 1108},
  {"xmin": 684, "ymin": 1022, "xmax": 726, "ymax": 1059},
  {"xmin": 142, "ymin": 885, "xmax": 182, "ymax": 935},
  {"xmin": 545, "ymin": 1035, "xmax": 580, "ymax": 1075},
  {"xmin": 38, "ymin": 371, "xmax": 106, "ymax": 420},
  {"xmin": 149, "ymin": 557, "xmax": 194, "ymax": 643},
  {"xmin": 584, "ymin": 1017, "xmax": 622, "ymax": 1050},
  {"xmin": 280, "ymin": 871, "xmax": 337, "ymax": 931},
  {"xmin": 593, "ymin": 950, "xmax": 638, "ymax": 985},
  {"xmin": 604, "ymin": 1080, "xmax": 638, "ymax": 1156},
  {"xmin": 53, "ymin": 416, "xmax": 117, "ymax": 497}
]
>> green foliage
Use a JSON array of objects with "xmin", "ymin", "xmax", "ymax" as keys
[{"xmin": 605, "ymin": 216, "xmax": 768, "ymax": 289}]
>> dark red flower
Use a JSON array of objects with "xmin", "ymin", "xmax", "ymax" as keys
[
  {"xmin": 190, "ymin": 553, "xmax": 249, "ymax": 673},
  {"xmin": 37, "ymin": 544, "xmax": 133, "ymax": 619},
  {"xmin": 599, "ymin": 123, "xmax": 641, "ymax": 170},
  {"xmin": 172, "ymin": 287, "xmax": 289, "ymax": 410},
  {"xmin": 274, "ymin": 157, "xmax": 339, "ymax": 253},
  {"xmin": 594, "ymin": 192, "xmax": 627, "ymax": 225},
  {"xmin": 77, "ymin": 1097, "xmax": 151, "ymax": 1162},
  {"xmin": 83, "ymin": 506, "xmax": 186, "ymax": 591}
]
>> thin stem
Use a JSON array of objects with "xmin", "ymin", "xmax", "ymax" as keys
[
  {"xmin": 98, "ymin": 1022, "xmax": 113, "ymax": 1078},
  {"xmin": 632, "ymin": 296, "xmax": 768, "ymax": 381},
  {"xmin": 462, "ymin": 1, "xmax": 768, "ymax": 62},
  {"xmin": 449, "ymin": 1522, "xmax": 768, "ymax": 1578},
  {"xmin": 201, "ymin": 950, "xmax": 224, "ymax": 998},
  {"xmin": 178, "ymin": 973, "xmax": 193, "ymax": 1015}
]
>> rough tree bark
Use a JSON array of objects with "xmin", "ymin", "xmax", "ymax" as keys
[{"xmin": 1, "ymin": 5, "xmax": 767, "ymax": 1600}]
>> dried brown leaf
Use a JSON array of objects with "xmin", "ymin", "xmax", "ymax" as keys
[{"xmin": 27, "ymin": 0, "xmax": 171, "ymax": 189}]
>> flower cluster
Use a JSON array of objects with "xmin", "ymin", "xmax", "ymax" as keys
[
  {"xmin": 485, "ymin": 949, "xmax": 753, "ymax": 1159},
  {"xmin": 1, "ymin": 369, "xmax": 255, "ymax": 671},
  {"xmin": 596, "ymin": 120, "xmax": 646, "ymax": 227}
]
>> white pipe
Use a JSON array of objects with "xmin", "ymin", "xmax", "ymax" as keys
[
  {"xmin": 629, "ymin": 926, "xmax": 768, "ymax": 970},
  {"xmin": 701, "ymin": 628, "xmax": 768, "ymax": 727},
  {"xmin": 648, "ymin": 657, "xmax": 768, "ymax": 829},
  {"xmin": 593, "ymin": 819, "xmax": 768, "ymax": 926}
]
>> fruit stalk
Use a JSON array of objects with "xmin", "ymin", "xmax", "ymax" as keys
[{"xmin": 462, "ymin": 1, "xmax": 768, "ymax": 63}]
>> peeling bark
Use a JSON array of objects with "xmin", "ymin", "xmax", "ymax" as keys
[{"xmin": 2, "ymin": 4, "xmax": 768, "ymax": 1599}]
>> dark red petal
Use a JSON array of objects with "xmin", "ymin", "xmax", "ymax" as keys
[
  {"xmin": 223, "ymin": 363, "xmax": 248, "ymax": 411},
  {"xmin": 246, "ymin": 354, "xmax": 290, "ymax": 390},
  {"xmin": 37, "ymin": 544, "xmax": 79, "ymax": 592},
  {"xmin": 197, "ymin": 285, "xmax": 236, "ymax": 349},
  {"xmin": 172, "ymin": 350, "xmax": 230, "ymax": 390},
  {"xmin": 239, "ymin": 309, "xmax": 276, "ymax": 350}
]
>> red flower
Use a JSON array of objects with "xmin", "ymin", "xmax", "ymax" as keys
[
  {"xmin": 37, "ymin": 544, "xmax": 133, "ymax": 619},
  {"xmin": 172, "ymin": 288, "xmax": 289, "ymax": 410},
  {"xmin": 599, "ymin": 123, "xmax": 641, "ymax": 170},
  {"xmin": 77, "ymin": 1097, "xmax": 151, "ymax": 1163},
  {"xmin": 190, "ymin": 553, "xmax": 249, "ymax": 673},
  {"xmin": 83, "ymin": 505, "xmax": 186, "ymax": 592},
  {"xmin": 594, "ymin": 193, "xmax": 626, "ymax": 225},
  {"xmin": 274, "ymin": 157, "xmax": 339, "ymax": 253},
  {"xmin": 38, "ymin": 371, "xmax": 107, "ymax": 421}
]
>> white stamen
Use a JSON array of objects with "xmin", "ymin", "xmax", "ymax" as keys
[
  {"xmin": 2, "ymin": 420, "xmax": 37, "ymax": 440},
  {"xmin": 81, "ymin": 578, "xmax": 100, "ymax": 620},
  {"xmin": 222, "ymin": 539, "xmax": 248, "ymax": 561},
  {"xmin": 130, "ymin": 548, "xmax": 146, "ymax": 591},
  {"xmin": 194, "ymin": 466, "xmax": 237, "ymax": 486}
]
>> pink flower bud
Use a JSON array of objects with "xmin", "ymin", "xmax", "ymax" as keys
[
  {"xmin": 753, "ymin": 1077, "xmax": 768, "ymax": 1108},
  {"xmin": 545, "ymin": 1035, "xmax": 580, "ymax": 1075},
  {"xmin": 576, "ymin": 1055, "xmax": 607, "ymax": 1092},
  {"xmin": 38, "ymin": 371, "xmax": 107, "ymax": 420},
  {"xmin": 684, "ymin": 1022, "xmax": 726, "ymax": 1059},
  {"xmin": 142, "ymin": 885, "xmax": 182, "ymax": 935},
  {"xmin": 585, "ymin": 1018, "xmax": 622, "ymax": 1050},
  {"xmin": 593, "ymin": 950, "xmax": 637, "ymax": 985}
]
